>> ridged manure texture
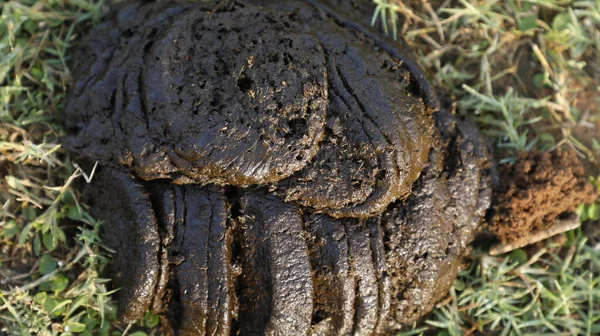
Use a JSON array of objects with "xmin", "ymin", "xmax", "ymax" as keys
[
  {"xmin": 63, "ymin": 0, "xmax": 435, "ymax": 219},
  {"xmin": 72, "ymin": 0, "xmax": 495, "ymax": 335}
]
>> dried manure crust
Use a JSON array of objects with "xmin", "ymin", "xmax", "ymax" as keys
[
  {"xmin": 65, "ymin": 0, "xmax": 495, "ymax": 335},
  {"xmin": 490, "ymin": 150, "xmax": 598, "ymax": 243}
]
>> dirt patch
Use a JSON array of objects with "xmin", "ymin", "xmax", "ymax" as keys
[
  {"xmin": 582, "ymin": 220, "xmax": 600, "ymax": 245},
  {"xmin": 490, "ymin": 150, "xmax": 598, "ymax": 243},
  {"xmin": 572, "ymin": 86, "xmax": 600, "ymax": 176}
]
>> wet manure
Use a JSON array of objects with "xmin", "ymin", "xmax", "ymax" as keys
[{"xmin": 64, "ymin": 0, "xmax": 495, "ymax": 335}]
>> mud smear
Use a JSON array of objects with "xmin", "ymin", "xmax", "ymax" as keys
[
  {"xmin": 68, "ymin": 0, "xmax": 494, "ymax": 335},
  {"xmin": 583, "ymin": 220, "xmax": 600, "ymax": 245},
  {"xmin": 489, "ymin": 150, "xmax": 598, "ymax": 243}
]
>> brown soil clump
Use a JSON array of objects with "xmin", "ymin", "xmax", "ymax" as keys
[{"xmin": 490, "ymin": 150, "xmax": 598, "ymax": 243}]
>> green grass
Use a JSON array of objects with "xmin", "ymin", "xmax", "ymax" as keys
[
  {"xmin": 0, "ymin": 0, "xmax": 598, "ymax": 335},
  {"xmin": 374, "ymin": 0, "xmax": 600, "ymax": 162},
  {"xmin": 0, "ymin": 1, "xmax": 125, "ymax": 335},
  {"xmin": 415, "ymin": 231, "xmax": 600, "ymax": 336}
]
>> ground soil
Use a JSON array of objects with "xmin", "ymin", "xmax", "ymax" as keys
[
  {"xmin": 582, "ymin": 220, "xmax": 600, "ymax": 245},
  {"xmin": 489, "ymin": 150, "xmax": 598, "ymax": 243},
  {"xmin": 572, "ymin": 85, "xmax": 600, "ymax": 176}
]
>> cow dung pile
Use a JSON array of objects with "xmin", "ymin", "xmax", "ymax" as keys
[{"xmin": 62, "ymin": 0, "xmax": 494, "ymax": 335}]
